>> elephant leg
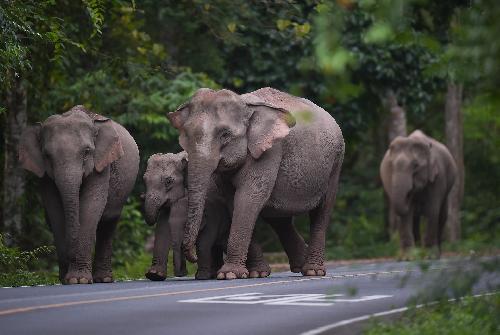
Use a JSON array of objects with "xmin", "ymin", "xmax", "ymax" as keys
[
  {"xmin": 146, "ymin": 209, "xmax": 171, "ymax": 281},
  {"xmin": 303, "ymin": 163, "xmax": 342, "ymax": 277},
  {"xmin": 398, "ymin": 209, "xmax": 415, "ymax": 253},
  {"xmin": 266, "ymin": 217, "xmax": 306, "ymax": 273},
  {"xmin": 212, "ymin": 245, "xmax": 225, "ymax": 274},
  {"xmin": 437, "ymin": 199, "xmax": 448, "ymax": 255},
  {"xmin": 65, "ymin": 173, "xmax": 109, "ymax": 285},
  {"xmin": 40, "ymin": 177, "xmax": 67, "ymax": 283},
  {"xmin": 217, "ymin": 150, "xmax": 281, "ymax": 280},
  {"xmin": 423, "ymin": 204, "xmax": 441, "ymax": 249},
  {"xmin": 413, "ymin": 211, "xmax": 421, "ymax": 246},
  {"xmin": 172, "ymin": 248, "xmax": 187, "ymax": 277},
  {"xmin": 423, "ymin": 199, "xmax": 446, "ymax": 258},
  {"xmin": 195, "ymin": 225, "xmax": 219, "ymax": 280},
  {"xmin": 93, "ymin": 217, "xmax": 119, "ymax": 283},
  {"xmin": 246, "ymin": 236, "xmax": 271, "ymax": 278}
]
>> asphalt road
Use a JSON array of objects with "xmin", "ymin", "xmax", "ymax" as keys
[{"xmin": 0, "ymin": 259, "xmax": 496, "ymax": 335}]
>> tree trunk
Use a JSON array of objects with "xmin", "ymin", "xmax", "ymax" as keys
[
  {"xmin": 384, "ymin": 90, "xmax": 407, "ymax": 142},
  {"xmin": 445, "ymin": 82, "xmax": 464, "ymax": 242},
  {"xmin": 2, "ymin": 77, "xmax": 27, "ymax": 246},
  {"xmin": 382, "ymin": 90, "xmax": 407, "ymax": 233}
]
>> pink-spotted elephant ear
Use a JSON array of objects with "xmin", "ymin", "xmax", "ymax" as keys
[
  {"xmin": 18, "ymin": 124, "xmax": 45, "ymax": 178},
  {"xmin": 93, "ymin": 119, "xmax": 124, "ymax": 172},
  {"xmin": 242, "ymin": 93, "xmax": 296, "ymax": 159}
]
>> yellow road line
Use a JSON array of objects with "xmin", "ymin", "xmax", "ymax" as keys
[{"xmin": 0, "ymin": 276, "xmax": 329, "ymax": 317}]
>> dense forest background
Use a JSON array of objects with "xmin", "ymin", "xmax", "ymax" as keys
[{"xmin": 1, "ymin": 0, "xmax": 498, "ymax": 280}]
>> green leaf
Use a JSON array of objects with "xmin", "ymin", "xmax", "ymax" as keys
[{"xmin": 363, "ymin": 22, "xmax": 394, "ymax": 44}]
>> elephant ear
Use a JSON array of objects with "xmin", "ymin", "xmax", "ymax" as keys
[
  {"xmin": 428, "ymin": 142, "xmax": 439, "ymax": 183},
  {"xmin": 242, "ymin": 94, "xmax": 296, "ymax": 159},
  {"xmin": 18, "ymin": 124, "xmax": 45, "ymax": 178},
  {"xmin": 167, "ymin": 102, "xmax": 190, "ymax": 150},
  {"xmin": 94, "ymin": 119, "xmax": 124, "ymax": 172}
]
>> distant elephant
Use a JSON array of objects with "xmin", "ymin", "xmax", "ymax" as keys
[
  {"xmin": 380, "ymin": 130, "xmax": 457, "ymax": 256},
  {"xmin": 143, "ymin": 151, "xmax": 271, "ymax": 280},
  {"xmin": 167, "ymin": 87, "xmax": 345, "ymax": 279},
  {"xmin": 19, "ymin": 106, "xmax": 139, "ymax": 284}
]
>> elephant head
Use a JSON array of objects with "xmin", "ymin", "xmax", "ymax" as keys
[
  {"xmin": 142, "ymin": 152, "xmax": 188, "ymax": 226},
  {"xmin": 386, "ymin": 130, "xmax": 439, "ymax": 216},
  {"xmin": 18, "ymin": 105, "xmax": 124, "ymax": 259},
  {"xmin": 166, "ymin": 88, "xmax": 296, "ymax": 262}
]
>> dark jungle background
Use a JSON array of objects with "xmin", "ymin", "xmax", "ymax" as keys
[{"xmin": 0, "ymin": 0, "xmax": 498, "ymax": 284}]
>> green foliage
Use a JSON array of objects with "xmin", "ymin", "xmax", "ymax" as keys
[
  {"xmin": 0, "ymin": 234, "xmax": 57, "ymax": 287},
  {"xmin": 112, "ymin": 198, "xmax": 152, "ymax": 267},
  {"xmin": 365, "ymin": 294, "xmax": 500, "ymax": 335}
]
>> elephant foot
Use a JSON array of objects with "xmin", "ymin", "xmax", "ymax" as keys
[
  {"xmin": 247, "ymin": 262, "xmax": 271, "ymax": 278},
  {"xmin": 145, "ymin": 266, "xmax": 166, "ymax": 281},
  {"xmin": 93, "ymin": 270, "xmax": 114, "ymax": 283},
  {"xmin": 289, "ymin": 252, "xmax": 306, "ymax": 273},
  {"xmin": 65, "ymin": 270, "xmax": 93, "ymax": 284},
  {"xmin": 195, "ymin": 269, "xmax": 217, "ymax": 280},
  {"xmin": 301, "ymin": 263, "xmax": 326, "ymax": 276},
  {"xmin": 216, "ymin": 263, "xmax": 249, "ymax": 280},
  {"xmin": 174, "ymin": 269, "xmax": 188, "ymax": 277},
  {"xmin": 397, "ymin": 247, "xmax": 418, "ymax": 261}
]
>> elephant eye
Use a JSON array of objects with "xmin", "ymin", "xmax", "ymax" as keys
[
  {"xmin": 219, "ymin": 129, "xmax": 232, "ymax": 144},
  {"xmin": 164, "ymin": 177, "xmax": 174, "ymax": 189},
  {"xmin": 83, "ymin": 147, "xmax": 91, "ymax": 159}
]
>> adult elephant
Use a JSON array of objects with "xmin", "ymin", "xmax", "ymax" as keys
[
  {"xmin": 167, "ymin": 87, "xmax": 345, "ymax": 279},
  {"xmin": 19, "ymin": 106, "xmax": 139, "ymax": 284},
  {"xmin": 380, "ymin": 130, "xmax": 457, "ymax": 257}
]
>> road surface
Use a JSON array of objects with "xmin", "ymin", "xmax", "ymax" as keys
[{"xmin": 0, "ymin": 259, "xmax": 495, "ymax": 335}]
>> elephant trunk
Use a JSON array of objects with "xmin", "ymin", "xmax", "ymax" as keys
[
  {"xmin": 391, "ymin": 171, "xmax": 413, "ymax": 216},
  {"xmin": 183, "ymin": 149, "xmax": 218, "ymax": 263},
  {"xmin": 144, "ymin": 194, "xmax": 164, "ymax": 226},
  {"xmin": 54, "ymin": 169, "xmax": 83, "ymax": 263}
]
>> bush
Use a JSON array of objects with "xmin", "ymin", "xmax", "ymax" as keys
[
  {"xmin": 365, "ymin": 294, "xmax": 500, "ymax": 335},
  {"xmin": 0, "ymin": 234, "xmax": 58, "ymax": 287}
]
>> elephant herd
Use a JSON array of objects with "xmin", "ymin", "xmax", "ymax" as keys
[{"xmin": 18, "ymin": 87, "xmax": 457, "ymax": 285}]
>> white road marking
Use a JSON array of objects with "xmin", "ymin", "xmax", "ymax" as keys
[
  {"xmin": 300, "ymin": 291, "xmax": 498, "ymax": 335},
  {"xmin": 179, "ymin": 293, "xmax": 392, "ymax": 307}
]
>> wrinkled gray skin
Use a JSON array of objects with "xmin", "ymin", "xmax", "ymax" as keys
[
  {"xmin": 19, "ymin": 106, "xmax": 139, "ymax": 284},
  {"xmin": 167, "ymin": 87, "xmax": 345, "ymax": 279},
  {"xmin": 143, "ymin": 152, "xmax": 271, "ymax": 280},
  {"xmin": 380, "ymin": 130, "xmax": 457, "ymax": 256},
  {"xmin": 143, "ymin": 153, "xmax": 188, "ymax": 280}
]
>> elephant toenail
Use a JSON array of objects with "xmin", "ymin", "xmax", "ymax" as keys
[
  {"xmin": 225, "ymin": 272, "xmax": 237, "ymax": 280},
  {"xmin": 217, "ymin": 272, "xmax": 226, "ymax": 280}
]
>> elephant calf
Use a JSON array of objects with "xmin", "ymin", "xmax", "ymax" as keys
[
  {"xmin": 143, "ymin": 152, "xmax": 271, "ymax": 280},
  {"xmin": 380, "ymin": 130, "xmax": 457, "ymax": 256},
  {"xmin": 19, "ymin": 106, "xmax": 139, "ymax": 284}
]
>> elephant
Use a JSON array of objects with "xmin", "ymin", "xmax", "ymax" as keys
[
  {"xmin": 380, "ymin": 130, "xmax": 457, "ymax": 257},
  {"xmin": 18, "ymin": 105, "xmax": 139, "ymax": 284},
  {"xmin": 142, "ymin": 151, "xmax": 271, "ymax": 280},
  {"xmin": 167, "ymin": 87, "xmax": 345, "ymax": 279}
]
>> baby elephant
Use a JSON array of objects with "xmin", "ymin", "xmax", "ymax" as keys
[
  {"xmin": 143, "ymin": 152, "xmax": 271, "ymax": 280},
  {"xmin": 380, "ymin": 130, "xmax": 457, "ymax": 257},
  {"xmin": 19, "ymin": 106, "xmax": 139, "ymax": 284}
]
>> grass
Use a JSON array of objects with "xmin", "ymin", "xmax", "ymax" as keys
[{"xmin": 364, "ymin": 294, "xmax": 500, "ymax": 335}]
